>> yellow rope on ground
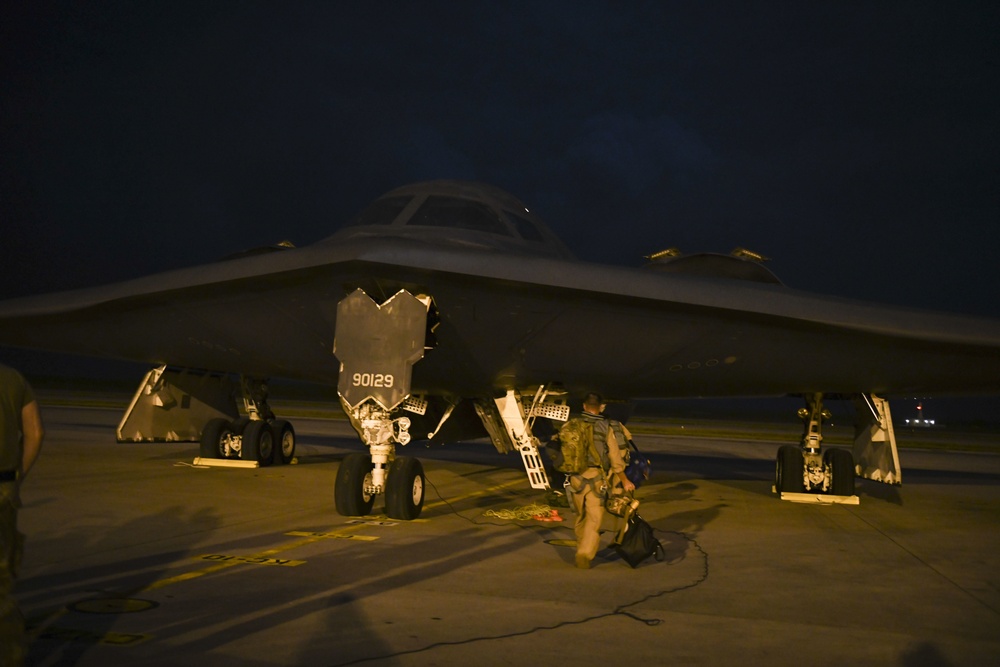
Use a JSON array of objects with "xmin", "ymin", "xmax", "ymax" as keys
[{"xmin": 482, "ymin": 503, "xmax": 565, "ymax": 522}]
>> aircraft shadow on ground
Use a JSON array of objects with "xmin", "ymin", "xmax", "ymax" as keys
[
  {"xmin": 21, "ymin": 505, "xmax": 541, "ymax": 664},
  {"xmin": 22, "ymin": 505, "xmax": 223, "ymax": 665},
  {"xmin": 17, "ymin": 433, "xmax": 728, "ymax": 664},
  {"xmin": 148, "ymin": 525, "xmax": 539, "ymax": 665}
]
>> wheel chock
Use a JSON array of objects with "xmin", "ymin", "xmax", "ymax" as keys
[
  {"xmin": 191, "ymin": 457, "xmax": 259, "ymax": 469},
  {"xmin": 778, "ymin": 491, "xmax": 860, "ymax": 505}
]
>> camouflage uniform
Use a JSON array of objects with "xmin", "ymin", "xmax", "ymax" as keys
[
  {"xmin": 566, "ymin": 411, "xmax": 626, "ymax": 568},
  {"xmin": 1, "ymin": 364, "xmax": 34, "ymax": 666}
]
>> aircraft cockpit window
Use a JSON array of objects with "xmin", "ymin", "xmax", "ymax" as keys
[
  {"xmin": 507, "ymin": 212, "xmax": 545, "ymax": 242},
  {"xmin": 406, "ymin": 196, "xmax": 511, "ymax": 236},
  {"xmin": 350, "ymin": 196, "xmax": 412, "ymax": 226}
]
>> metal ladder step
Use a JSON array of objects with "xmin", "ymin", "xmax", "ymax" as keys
[{"xmin": 518, "ymin": 438, "xmax": 550, "ymax": 490}]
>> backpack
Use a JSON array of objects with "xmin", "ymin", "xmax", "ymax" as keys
[{"xmin": 555, "ymin": 418, "xmax": 596, "ymax": 474}]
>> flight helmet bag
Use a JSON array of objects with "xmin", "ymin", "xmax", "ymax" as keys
[
  {"xmin": 624, "ymin": 442, "xmax": 652, "ymax": 487},
  {"xmin": 611, "ymin": 421, "xmax": 651, "ymax": 487}
]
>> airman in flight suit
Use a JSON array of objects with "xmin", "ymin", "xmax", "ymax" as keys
[{"xmin": 565, "ymin": 393, "xmax": 634, "ymax": 569}]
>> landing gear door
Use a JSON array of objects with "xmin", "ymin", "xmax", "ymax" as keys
[
  {"xmin": 333, "ymin": 289, "xmax": 430, "ymax": 411},
  {"xmin": 852, "ymin": 394, "xmax": 902, "ymax": 485}
]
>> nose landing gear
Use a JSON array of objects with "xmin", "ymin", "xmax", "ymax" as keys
[{"xmin": 775, "ymin": 393, "xmax": 858, "ymax": 504}]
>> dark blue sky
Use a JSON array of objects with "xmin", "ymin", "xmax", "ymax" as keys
[{"xmin": 2, "ymin": 1, "xmax": 999, "ymax": 317}]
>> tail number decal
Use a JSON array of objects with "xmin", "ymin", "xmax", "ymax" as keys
[{"xmin": 352, "ymin": 373, "xmax": 394, "ymax": 388}]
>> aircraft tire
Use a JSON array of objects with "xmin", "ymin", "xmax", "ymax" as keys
[
  {"xmin": 231, "ymin": 415, "xmax": 251, "ymax": 435},
  {"xmin": 824, "ymin": 447, "xmax": 855, "ymax": 496},
  {"xmin": 200, "ymin": 418, "xmax": 234, "ymax": 459},
  {"xmin": 271, "ymin": 420, "xmax": 296, "ymax": 465},
  {"xmin": 335, "ymin": 452, "xmax": 375, "ymax": 516},
  {"xmin": 776, "ymin": 445, "xmax": 805, "ymax": 494},
  {"xmin": 242, "ymin": 420, "xmax": 274, "ymax": 467},
  {"xmin": 385, "ymin": 456, "xmax": 425, "ymax": 520}
]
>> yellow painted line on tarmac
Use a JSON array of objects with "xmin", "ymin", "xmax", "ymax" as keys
[
  {"xmin": 346, "ymin": 518, "xmax": 400, "ymax": 526},
  {"xmin": 422, "ymin": 476, "xmax": 527, "ymax": 512},
  {"xmin": 35, "ymin": 626, "xmax": 149, "ymax": 646},
  {"xmin": 140, "ymin": 521, "xmax": 374, "ymax": 592},
  {"xmin": 139, "ymin": 563, "xmax": 234, "ymax": 591},
  {"xmin": 285, "ymin": 531, "xmax": 380, "ymax": 541},
  {"xmin": 354, "ymin": 514, "xmax": 429, "ymax": 523},
  {"xmin": 197, "ymin": 554, "xmax": 306, "ymax": 566}
]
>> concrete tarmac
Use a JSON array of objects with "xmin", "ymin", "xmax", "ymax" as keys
[{"xmin": 14, "ymin": 401, "xmax": 1000, "ymax": 666}]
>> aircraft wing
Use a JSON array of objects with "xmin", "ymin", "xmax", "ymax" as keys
[
  {"xmin": 2, "ymin": 180, "xmax": 999, "ymax": 515},
  {"xmin": 2, "ymin": 222, "xmax": 999, "ymax": 399}
]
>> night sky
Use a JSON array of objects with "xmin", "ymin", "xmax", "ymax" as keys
[{"xmin": 2, "ymin": 1, "xmax": 998, "ymax": 317}]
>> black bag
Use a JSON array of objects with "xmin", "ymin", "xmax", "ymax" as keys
[{"xmin": 614, "ymin": 514, "xmax": 664, "ymax": 568}]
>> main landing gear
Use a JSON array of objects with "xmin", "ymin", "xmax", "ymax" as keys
[
  {"xmin": 116, "ymin": 366, "xmax": 297, "ymax": 467},
  {"xmin": 198, "ymin": 376, "xmax": 296, "ymax": 467},
  {"xmin": 775, "ymin": 392, "xmax": 902, "ymax": 503},
  {"xmin": 775, "ymin": 393, "xmax": 857, "ymax": 502}
]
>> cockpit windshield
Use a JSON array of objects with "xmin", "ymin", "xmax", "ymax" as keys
[
  {"xmin": 506, "ymin": 211, "xmax": 545, "ymax": 242},
  {"xmin": 349, "ymin": 196, "xmax": 411, "ymax": 226},
  {"xmin": 405, "ymin": 196, "xmax": 511, "ymax": 236},
  {"xmin": 326, "ymin": 181, "xmax": 576, "ymax": 260}
]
